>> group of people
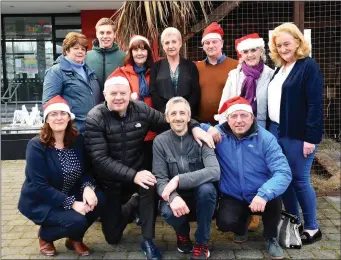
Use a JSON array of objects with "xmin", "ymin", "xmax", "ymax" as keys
[{"xmin": 18, "ymin": 17, "xmax": 324, "ymax": 260}]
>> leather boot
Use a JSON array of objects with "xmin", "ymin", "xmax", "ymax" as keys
[
  {"xmin": 65, "ymin": 238, "xmax": 91, "ymax": 256},
  {"xmin": 38, "ymin": 232, "xmax": 56, "ymax": 256},
  {"xmin": 248, "ymin": 215, "xmax": 260, "ymax": 231}
]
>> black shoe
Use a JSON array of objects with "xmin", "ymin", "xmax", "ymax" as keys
[
  {"xmin": 176, "ymin": 234, "xmax": 193, "ymax": 253},
  {"xmin": 141, "ymin": 239, "xmax": 162, "ymax": 260},
  {"xmin": 191, "ymin": 243, "xmax": 210, "ymax": 260},
  {"xmin": 301, "ymin": 229, "xmax": 322, "ymax": 245}
]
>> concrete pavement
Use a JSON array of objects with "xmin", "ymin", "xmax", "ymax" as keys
[{"xmin": 1, "ymin": 160, "xmax": 340, "ymax": 259}]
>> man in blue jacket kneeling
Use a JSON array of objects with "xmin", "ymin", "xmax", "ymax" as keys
[{"xmin": 202, "ymin": 96, "xmax": 292, "ymax": 260}]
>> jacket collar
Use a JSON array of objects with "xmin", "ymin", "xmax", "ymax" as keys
[
  {"xmin": 104, "ymin": 101, "xmax": 132, "ymax": 120},
  {"xmin": 46, "ymin": 135, "xmax": 83, "ymax": 187},
  {"xmin": 272, "ymin": 57, "xmax": 307, "ymax": 79},
  {"xmin": 92, "ymin": 39, "xmax": 120, "ymax": 52},
  {"xmin": 54, "ymin": 55, "xmax": 95, "ymax": 75},
  {"xmin": 170, "ymin": 129, "xmax": 190, "ymax": 142},
  {"xmin": 122, "ymin": 63, "xmax": 151, "ymax": 75}
]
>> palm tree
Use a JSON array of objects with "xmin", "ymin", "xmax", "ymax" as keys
[{"xmin": 111, "ymin": 1, "xmax": 212, "ymax": 50}]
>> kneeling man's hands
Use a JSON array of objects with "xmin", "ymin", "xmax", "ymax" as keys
[
  {"xmin": 162, "ymin": 176, "xmax": 179, "ymax": 201},
  {"xmin": 134, "ymin": 170, "xmax": 157, "ymax": 189},
  {"xmin": 249, "ymin": 195, "xmax": 267, "ymax": 213},
  {"xmin": 170, "ymin": 196, "xmax": 190, "ymax": 217}
]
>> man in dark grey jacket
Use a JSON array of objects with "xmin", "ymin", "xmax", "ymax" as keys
[{"xmin": 153, "ymin": 97, "xmax": 220, "ymax": 260}]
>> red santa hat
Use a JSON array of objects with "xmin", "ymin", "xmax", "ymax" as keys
[
  {"xmin": 214, "ymin": 96, "xmax": 253, "ymax": 121},
  {"xmin": 43, "ymin": 95, "xmax": 75, "ymax": 122},
  {"xmin": 235, "ymin": 33, "xmax": 265, "ymax": 59},
  {"xmin": 201, "ymin": 22, "xmax": 224, "ymax": 44},
  {"xmin": 129, "ymin": 35, "xmax": 150, "ymax": 47}
]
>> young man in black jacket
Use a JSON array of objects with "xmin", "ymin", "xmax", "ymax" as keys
[
  {"xmin": 84, "ymin": 76, "xmax": 214, "ymax": 260},
  {"xmin": 153, "ymin": 97, "xmax": 220, "ymax": 260}
]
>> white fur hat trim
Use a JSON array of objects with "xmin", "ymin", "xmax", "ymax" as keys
[
  {"xmin": 44, "ymin": 103, "xmax": 75, "ymax": 121},
  {"xmin": 237, "ymin": 38, "xmax": 265, "ymax": 53},
  {"xmin": 104, "ymin": 76, "xmax": 130, "ymax": 90}
]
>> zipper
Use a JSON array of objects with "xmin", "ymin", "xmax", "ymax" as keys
[
  {"xmin": 180, "ymin": 136, "xmax": 184, "ymax": 172},
  {"xmin": 102, "ymin": 50, "xmax": 106, "ymax": 87},
  {"xmin": 120, "ymin": 121, "xmax": 126, "ymax": 164}
]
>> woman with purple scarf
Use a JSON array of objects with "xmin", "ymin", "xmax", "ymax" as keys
[{"xmin": 217, "ymin": 33, "xmax": 273, "ymax": 128}]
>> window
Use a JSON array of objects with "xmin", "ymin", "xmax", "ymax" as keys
[
  {"xmin": 2, "ymin": 15, "xmax": 81, "ymax": 102},
  {"xmin": 4, "ymin": 17, "xmax": 52, "ymax": 40}
]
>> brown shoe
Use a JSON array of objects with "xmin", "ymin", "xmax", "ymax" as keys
[
  {"xmin": 65, "ymin": 238, "xmax": 91, "ymax": 256},
  {"xmin": 248, "ymin": 215, "xmax": 260, "ymax": 231},
  {"xmin": 38, "ymin": 237, "xmax": 56, "ymax": 256}
]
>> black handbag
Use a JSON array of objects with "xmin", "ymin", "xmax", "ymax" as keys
[{"xmin": 277, "ymin": 211, "xmax": 302, "ymax": 249}]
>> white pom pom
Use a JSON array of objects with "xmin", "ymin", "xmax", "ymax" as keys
[
  {"xmin": 214, "ymin": 114, "xmax": 220, "ymax": 121},
  {"xmin": 131, "ymin": 92, "xmax": 138, "ymax": 100}
]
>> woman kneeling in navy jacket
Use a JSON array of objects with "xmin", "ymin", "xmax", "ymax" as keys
[{"xmin": 18, "ymin": 95, "xmax": 105, "ymax": 257}]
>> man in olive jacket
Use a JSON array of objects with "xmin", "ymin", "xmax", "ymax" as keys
[
  {"xmin": 85, "ymin": 18, "xmax": 125, "ymax": 100},
  {"xmin": 153, "ymin": 97, "xmax": 220, "ymax": 260}
]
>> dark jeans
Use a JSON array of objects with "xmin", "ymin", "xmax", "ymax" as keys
[
  {"xmin": 160, "ymin": 182, "xmax": 217, "ymax": 244},
  {"xmin": 101, "ymin": 183, "xmax": 156, "ymax": 244},
  {"xmin": 216, "ymin": 195, "xmax": 282, "ymax": 238},
  {"xmin": 40, "ymin": 190, "xmax": 105, "ymax": 242},
  {"xmin": 142, "ymin": 140, "xmax": 153, "ymax": 172}
]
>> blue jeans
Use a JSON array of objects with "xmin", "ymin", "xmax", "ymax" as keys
[
  {"xmin": 269, "ymin": 122, "xmax": 319, "ymax": 230},
  {"xmin": 160, "ymin": 183, "xmax": 217, "ymax": 244}
]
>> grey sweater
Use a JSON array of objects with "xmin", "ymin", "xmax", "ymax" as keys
[{"xmin": 153, "ymin": 129, "xmax": 220, "ymax": 203}]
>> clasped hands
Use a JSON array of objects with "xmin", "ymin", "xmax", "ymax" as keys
[{"xmin": 72, "ymin": 186, "xmax": 98, "ymax": 215}]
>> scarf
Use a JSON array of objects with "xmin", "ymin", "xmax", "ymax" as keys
[
  {"xmin": 240, "ymin": 62, "xmax": 264, "ymax": 116},
  {"xmin": 133, "ymin": 64, "xmax": 149, "ymax": 101}
]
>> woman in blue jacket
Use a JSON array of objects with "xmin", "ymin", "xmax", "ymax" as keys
[
  {"xmin": 18, "ymin": 95, "xmax": 104, "ymax": 257},
  {"xmin": 42, "ymin": 32, "xmax": 101, "ymax": 134},
  {"xmin": 268, "ymin": 23, "xmax": 323, "ymax": 244}
]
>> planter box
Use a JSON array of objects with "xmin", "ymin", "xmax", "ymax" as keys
[
  {"xmin": 1, "ymin": 126, "xmax": 40, "ymax": 160},
  {"xmin": 1, "ymin": 133, "xmax": 38, "ymax": 160}
]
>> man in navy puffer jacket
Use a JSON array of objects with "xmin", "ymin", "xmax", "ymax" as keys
[{"xmin": 202, "ymin": 96, "xmax": 292, "ymax": 260}]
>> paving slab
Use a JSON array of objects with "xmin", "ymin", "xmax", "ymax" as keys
[{"xmin": 2, "ymin": 160, "xmax": 341, "ymax": 259}]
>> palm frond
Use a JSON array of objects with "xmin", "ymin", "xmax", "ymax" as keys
[{"xmin": 111, "ymin": 1, "xmax": 212, "ymax": 50}]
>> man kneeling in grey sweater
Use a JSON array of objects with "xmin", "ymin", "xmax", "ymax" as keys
[{"xmin": 153, "ymin": 97, "xmax": 220, "ymax": 260}]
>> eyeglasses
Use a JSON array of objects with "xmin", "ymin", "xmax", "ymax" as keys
[{"xmin": 241, "ymin": 48, "xmax": 258, "ymax": 54}]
